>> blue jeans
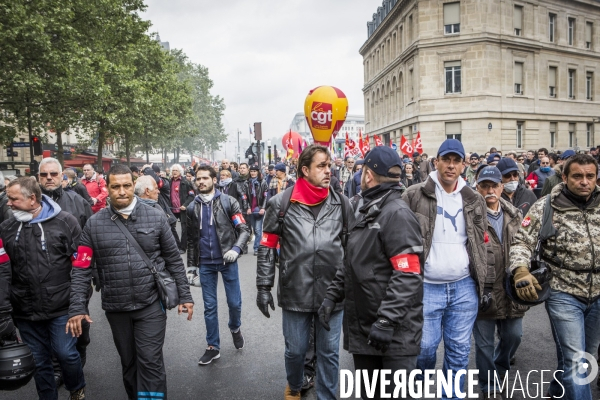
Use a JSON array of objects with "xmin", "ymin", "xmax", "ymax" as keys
[
  {"xmin": 199, "ymin": 262, "xmax": 242, "ymax": 350},
  {"xmin": 282, "ymin": 310, "xmax": 343, "ymax": 400},
  {"xmin": 248, "ymin": 214, "xmax": 263, "ymax": 252},
  {"xmin": 16, "ymin": 315, "xmax": 85, "ymax": 400},
  {"xmin": 545, "ymin": 289, "xmax": 600, "ymax": 400},
  {"xmin": 416, "ymin": 276, "xmax": 478, "ymax": 399},
  {"xmin": 473, "ymin": 317, "xmax": 523, "ymax": 394}
]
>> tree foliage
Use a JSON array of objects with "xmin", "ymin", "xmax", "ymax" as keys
[{"xmin": 0, "ymin": 0, "xmax": 225, "ymax": 171}]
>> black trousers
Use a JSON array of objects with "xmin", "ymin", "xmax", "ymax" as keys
[
  {"xmin": 352, "ymin": 353, "xmax": 418, "ymax": 400},
  {"xmin": 173, "ymin": 211, "xmax": 186, "ymax": 251},
  {"xmin": 106, "ymin": 301, "xmax": 167, "ymax": 400}
]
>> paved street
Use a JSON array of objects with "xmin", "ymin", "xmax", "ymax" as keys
[{"xmin": 4, "ymin": 230, "xmax": 600, "ymax": 399}]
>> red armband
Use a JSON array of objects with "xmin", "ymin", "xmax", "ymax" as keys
[
  {"xmin": 72, "ymin": 246, "xmax": 93, "ymax": 268},
  {"xmin": 260, "ymin": 232, "xmax": 279, "ymax": 249},
  {"xmin": 232, "ymin": 213, "xmax": 246, "ymax": 226},
  {"xmin": 0, "ymin": 239, "xmax": 10, "ymax": 264},
  {"xmin": 390, "ymin": 253, "xmax": 420, "ymax": 274}
]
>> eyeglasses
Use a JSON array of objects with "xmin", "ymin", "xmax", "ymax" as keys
[
  {"xmin": 478, "ymin": 182, "xmax": 501, "ymax": 190},
  {"xmin": 502, "ymin": 171, "xmax": 519, "ymax": 179},
  {"xmin": 39, "ymin": 172, "xmax": 60, "ymax": 178},
  {"xmin": 517, "ymin": 158, "xmax": 524, "ymax": 162}
]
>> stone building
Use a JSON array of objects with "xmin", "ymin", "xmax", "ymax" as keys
[{"xmin": 360, "ymin": 0, "xmax": 600, "ymax": 155}]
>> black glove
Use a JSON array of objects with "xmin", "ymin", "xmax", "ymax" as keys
[
  {"xmin": 318, "ymin": 298, "xmax": 335, "ymax": 331},
  {"xmin": 0, "ymin": 317, "xmax": 17, "ymax": 345},
  {"xmin": 367, "ymin": 318, "xmax": 394, "ymax": 353},
  {"xmin": 480, "ymin": 285, "xmax": 493, "ymax": 312},
  {"xmin": 256, "ymin": 286, "xmax": 275, "ymax": 318}
]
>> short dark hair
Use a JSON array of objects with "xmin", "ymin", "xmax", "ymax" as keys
[
  {"xmin": 239, "ymin": 163, "xmax": 249, "ymax": 169},
  {"xmin": 548, "ymin": 153, "xmax": 559, "ymax": 164},
  {"xmin": 107, "ymin": 164, "xmax": 133, "ymax": 184},
  {"xmin": 297, "ymin": 145, "xmax": 331, "ymax": 179},
  {"xmin": 196, "ymin": 165, "xmax": 217, "ymax": 179},
  {"xmin": 8, "ymin": 176, "xmax": 41, "ymax": 203},
  {"xmin": 489, "ymin": 147, "xmax": 497, "ymax": 153},
  {"xmin": 344, "ymin": 156, "xmax": 354, "ymax": 162},
  {"xmin": 538, "ymin": 148, "xmax": 549, "ymax": 156},
  {"xmin": 563, "ymin": 154, "xmax": 599, "ymax": 178}
]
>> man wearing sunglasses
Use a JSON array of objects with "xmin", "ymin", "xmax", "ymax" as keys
[{"xmin": 497, "ymin": 158, "xmax": 537, "ymax": 216}]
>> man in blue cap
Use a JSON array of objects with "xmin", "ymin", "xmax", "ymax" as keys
[
  {"xmin": 402, "ymin": 139, "xmax": 487, "ymax": 399},
  {"xmin": 540, "ymin": 150, "xmax": 576, "ymax": 197},
  {"xmin": 465, "ymin": 153, "xmax": 480, "ymax": 186},
  {"xmin": 321, "ymin": 146, "xmax": 423, "ymax": 398},
  {"xmin": 473, "ymin": 166, "xmax": 527, "ymax": 398},
  {"xmin": 498, "ymin": 157, "xmax": 537, "ymax": 216},
  {"xmin": 267, "ymin": 163, "xmax": 295, "ymax": 200}
]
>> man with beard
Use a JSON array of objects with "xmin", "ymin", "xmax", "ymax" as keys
[
  {"xmin": 257, "ymin": 145, "xmax": 352, "ymax": 400},
  {"xmin": 186, "ymin": 165, "xmax": 250, "ymax": 364},
  {"xmin": 465, "ymin": 153, "xmax": 480, "ymax": 186}
]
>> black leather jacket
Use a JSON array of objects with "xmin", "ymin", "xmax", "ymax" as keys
[
  {"xmin": 186, "ymin": 193, "xmax": 251, "ymax": 267},
  {"xmin": 245, "ymin": 178, "xmax": 268, "ymax": 211},
  {"xmin": 257, "ymin": 190, "xmax": 353, "ymax": 312}
]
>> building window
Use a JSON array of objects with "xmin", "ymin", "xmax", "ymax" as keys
[
  {"xmin": 549, "ymin": 13, "xmax": 556, "ymax": 42},
  {"xmin": 549, "ymin": 67, "xmax": 557, "ymax": 98},
  {"xmin": 445, "ymin": 61, "xmax": 461, "ymax": 93},
  {"xmin": 409, "ymin": 69, "xmax": 414, "ymax": 101},
  {"xmin": 568, "ymin": 18, "xmax": 575, "ymax": 46},
  {"xmin": 514, "ymin": 6, "xmax": 523, "ymax": 36},
  {"xmin": 445, "ymin": 121, "xmax": 461, "ymax": 141},
  {"xmin": 569, "ymin": 123, "xmax": 576, "ymax": 147},
  {"xmin": 443, "ymin": 2, "xmax": 460, "ymax": 34},
  {"xmin": 516, "ymin": 122, "xmax": 523, "ymax": 148},
  {"xmin": 408, "ymin": 15, "xmax": 413, "ymax": 42},
  {"xmin": 587, "ymin": 72, "xmax": 593, "ymax": 100},
  {"xmin": 514, "ymin": 62, "xmax": 524, "ymax": 94},
  {"xmin": 586, "ymin": 22, "xmax": 593, "ymax": 49},
  {"xmin": 587, "ymin": 123, "xmax": 595, "ymax": 147},
  {"xmin": 568, "ymin": 69, "xmax": 576, "ymax": 99},
  {"xmin": 550, "ymin": 122, "xmax": 556, "ymax": 148}
]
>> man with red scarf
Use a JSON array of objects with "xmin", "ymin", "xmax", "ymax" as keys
[{"xmin": 257, "ymin": 145, "xmax": 352, "ymax": 400}]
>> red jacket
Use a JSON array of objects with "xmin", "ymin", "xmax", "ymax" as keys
[{"xmin": 82, "ymin": 174, "xmax": 108, "ymax": 213}]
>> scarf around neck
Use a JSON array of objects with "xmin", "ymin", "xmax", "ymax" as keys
[{"xmin": 290, "ymin": 177, "xmax": 329, "ymax": 206}]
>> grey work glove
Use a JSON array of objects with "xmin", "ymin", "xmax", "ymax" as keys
[
  {"xmin": 223, "ymin": 250, "xmax": 239, "ymax": 264},
  {"xmin": 186, "ymin": 267, "xmax": 200, "ymax": 287}
]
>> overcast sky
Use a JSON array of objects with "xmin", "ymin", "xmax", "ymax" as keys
[{"xmin": 143, "ymin": 0, "xmax": 382, "ymax": 157}]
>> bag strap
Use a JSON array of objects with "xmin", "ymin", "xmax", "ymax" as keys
[
  {"xmin": 110, "ymin": 213, "xmax": 157, "ymax": 275},
  {"xmin": 539, "ymin": 194, "xmax": 557, "ymax": 242},
  {"xmin": 220, "ymin": 193, "xmax": 231, "ymax": 217}
]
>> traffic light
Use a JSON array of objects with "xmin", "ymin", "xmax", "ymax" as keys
[{"xmin": 32, "ymin": 136, "xmax": 42, "ymax": 155}]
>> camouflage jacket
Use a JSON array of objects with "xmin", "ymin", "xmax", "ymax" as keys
[{"xmin": 509, "ymin": 183, "xmax": 600, "ymax": 301}]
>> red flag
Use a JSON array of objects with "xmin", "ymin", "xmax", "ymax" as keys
[
  {"xmin": 374, "ymin": 135, "xmax": 383, "ymax": 147},
  {"xmin": 298, "ymin": 138, "xmax": 303, "ymax": 154},
  {"xmin": 400, "ymin": 135, "xmax": 414, "ymax": 156},
  {"xmin": 412, "ymin": 132, "xmax": 423, "ymax": 154},
  {"xmin": 389, "ymin": 138, "xmax": 393, "ymax": 148},
  {"xmin": 344, "ymin": 132, "xmax": 350, "ymax": 158},
  {"xmin": 358, "ymin": 130, "xmax": 370, "ymax": 157}
]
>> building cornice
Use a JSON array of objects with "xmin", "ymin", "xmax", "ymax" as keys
[{"xmin": 360, "ymin": 0, "xmax": 412, "ymax": 56}]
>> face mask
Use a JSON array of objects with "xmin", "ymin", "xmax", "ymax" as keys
[
  {"xmin": 504, "ymin": 181, "xmax": 519, "ymax": 193},
  {"xmin": 13, "ymin": 210, "xmax": 34, "ymax": 222},
  {"xmin": 540, "ymin": 166, "xmax": 551, "ymax": 173}
]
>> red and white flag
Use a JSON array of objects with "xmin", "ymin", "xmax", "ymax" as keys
[
  {"xmin": 412, "ymin": 132, "xmax": 423, "ymax": 154},
  {"xmin": 400, "ymin": 135, "xmax": 414, "ymax": 156},
  {"xmin": 358, "ymin": 130, "xmax": 370, "ymax": 157},
  {"xmin": 374, "ymin": 135, "xmax": 384, "ymax": 147}
]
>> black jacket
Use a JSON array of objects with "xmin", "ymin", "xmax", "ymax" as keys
[
  {"xmin": 246, "ymin": 177, "xmax": 268, "ymax": 212},
  {"xmin": 69, "ymin": 200, "xmax": 193, "ymax": 315},
  {"xmin": 41, "ymin": 185, "xmax": 93, "ymax": 229},
  {"xmin": 186, "ymin": 193, "xmax": 251, "ymax": 267},
  {"xmin": 219, "ymin": 176, "xmax": 249, "ymax": 211},
  {"xmin": 0, "ymin": 196, "xmax": 81, "ymax": 321},
  {"xmin": 502, "ymin": 183, "xmax": 537, "ymax": 217},
  {"xmin": 257, "ymin": 189, "xmax": 353, "ymax": 312},
  {"xmin": 326, "ymin": 186, "xmax": 424, "ymax": 356},
  {"xmin": 0, "ymin": 191, "xmax": 13, "ymax": 225},
  {"xmin": 66, "ymin": 180, "xmax": 94, "ymax": 206},
  {"xmin": 170, "ymin": 176, "xmax": 196, "ymax": 212}
]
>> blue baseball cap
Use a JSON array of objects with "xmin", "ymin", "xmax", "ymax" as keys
[
  {"xmin": 560, "ymin": 149, "xmax": 576, "ymax": 160},
  {"xmin": 496, "ymin": 158, "xmax": 519, "ymax": 175},
  {"xmin": 364, "ymin": 146, "xmax": 403, "ymax": 178},
  {"xmin": 477, "ymin": 166, "xmax": 503, "ymax": 184},
  {"xmin": 486, "ymin": 153, "xmax": 501, "ymax": 164},
  {"xmin": 437, "ymin": 139, "xmax": 465, "ymax": 160},
  {"xmin": 274, "ymin": 163, "xmax": 286, "ymax": 172}
]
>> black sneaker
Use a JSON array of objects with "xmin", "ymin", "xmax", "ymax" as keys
[
  {"xmin": 510, "ymin": 355, "xmax": 516, "ymax": 365},
  {"xmin": 301, "ymin": 374, "xmax": 315, "ymax": 392},
  {"xmin": 232, "ymin": 329, "xmax": 244, "ymax": 349},
  {"xmin": 198, "ymin": 347, "xmax": 220, "ymax": 365},
  {"xmin": 253, "ymin": 250, "xmax": 258, "ymax": 256}
]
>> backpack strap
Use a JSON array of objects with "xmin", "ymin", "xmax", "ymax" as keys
[
  {"xmin": 220, "ymin": 193, "xmax": 231, "ymax": 217},
  {"xmin": 539, "ymin": 194, "xmax": 557, "ymax": 242}
]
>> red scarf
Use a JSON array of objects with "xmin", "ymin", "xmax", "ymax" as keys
[{"xmin": 291, "ymin": 177, "xmax": 329, "ymax": 206}]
